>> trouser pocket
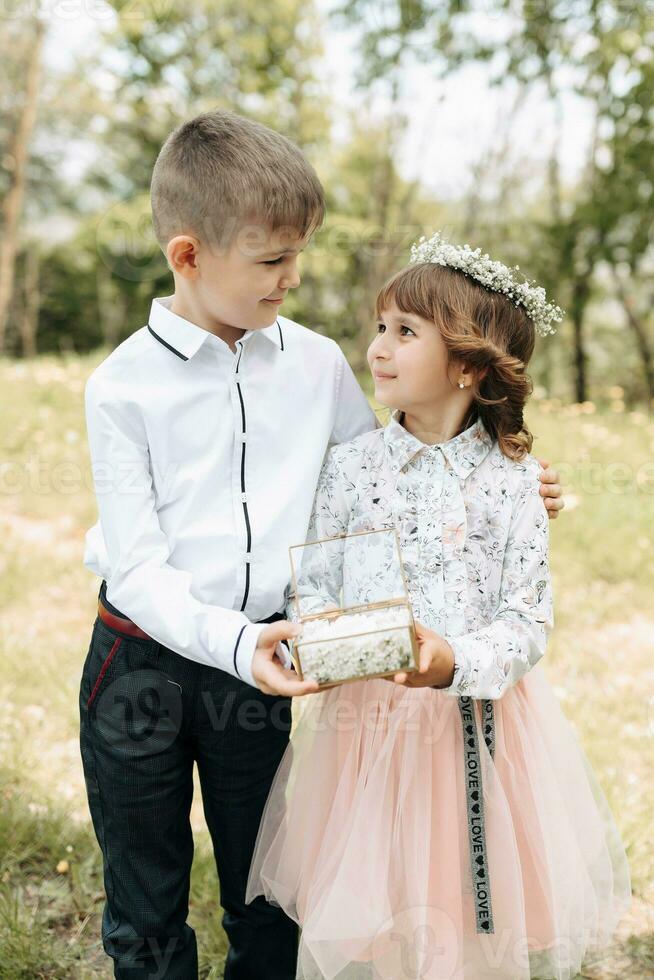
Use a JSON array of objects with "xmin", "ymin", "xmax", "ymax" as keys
[
  {"xmin": 80, "ymin": 619, "xmax": 127, "ymax": 711},
  {"xmin": 87, "ymin": 636, "xmax": 123, "ymax": 708}
]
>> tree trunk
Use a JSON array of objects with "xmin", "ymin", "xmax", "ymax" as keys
[
  {"xmin": 570, "ymin": 278, "xmax": 590, "ymax": 403},
  {"xmin": 354, "ymin": 140, "xmax": 398, "ymax": 371},
  {"xmin": 96, "ymin": 264, "xmax": 126, "ymax": 350},
  {"xmin": 20, "ymin": 246, "xmax": 39, "ymax": 358},
  {"xmin": 612, "ymin": 272, "xmax": 654, "ymax": 404},
  {"xmin": 0, "ymin": 18, "xmax": 44, "ymax": 354}
]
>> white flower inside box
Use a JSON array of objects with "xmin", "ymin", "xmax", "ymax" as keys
[{"xmin": 288, "ymin": 527, "xmax": 419, "ymax": 689}]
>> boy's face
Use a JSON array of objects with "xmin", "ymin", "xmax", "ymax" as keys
[{"xmin": 169, "ymin": 222, "xmax": 311, "ymax": 331}]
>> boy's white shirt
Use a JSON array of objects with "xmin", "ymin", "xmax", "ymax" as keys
[{"xmin": 84, "ymin": 295, "xmax": 379, "ymax": 687}]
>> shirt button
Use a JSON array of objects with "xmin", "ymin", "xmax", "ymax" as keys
[
  {"xmin": 244, "ymin": 552, "xmax": 252, "ymax": 563},
  {"xmin": 241, "ymin": 492, "xmax": 248, "ymax": 503}
]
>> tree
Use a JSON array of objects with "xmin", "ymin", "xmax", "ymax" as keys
[
  {"xmin": 88, "ymin": 0, "xmax": 329, "ymax": 199},
  {"xmin": 0, "ymin": 17, "xmax": 43, "ymax": 354},
  {"xmin": 2, "ymin": 0, "xmax": 332, "ymax": 356},
  {"xmin": 337, "ymin": 0, "xmax": 654, "ymax": 404},
  {"xmin": 293, "ymin": 115, "xmax": 443, "ymax": 371}
]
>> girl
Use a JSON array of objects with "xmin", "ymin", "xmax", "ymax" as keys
[{"xmin": 245, "ymin": 233, "xmax": 632, "ymax": 980}]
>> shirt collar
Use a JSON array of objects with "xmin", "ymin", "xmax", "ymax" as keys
[
  {"xmin": 147, "ymin": 295, "xmax": 285, "ymax": 361},
  {"xmin": 383, "ymin": 409, "xmax": 493, "ymax": 479}
]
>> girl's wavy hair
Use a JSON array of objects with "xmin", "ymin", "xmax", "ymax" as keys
[{"xmin": 375, "ymin": 262, "xmax": 536, "ymax": 461}]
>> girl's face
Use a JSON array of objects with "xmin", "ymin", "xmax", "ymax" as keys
[{"xmin": 367, "ymin": 300, "xmax": 462, "ymax": 414}]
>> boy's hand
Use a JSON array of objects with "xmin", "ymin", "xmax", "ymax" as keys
[
  {"xmin": 389, "ymin": 621, "xmax": 456, "ymax": 688},
  {"xmin": 251, "ymin": 621, "xmax": 320, "ymax": 697},
  {"xmin": 537, "ymin": 459, "xmax": 565, "ymax": 519}
]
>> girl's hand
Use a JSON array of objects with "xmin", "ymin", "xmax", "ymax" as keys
[{"xmin": 390, "ymin": 621, "xmax": 456, "ymax": 688}]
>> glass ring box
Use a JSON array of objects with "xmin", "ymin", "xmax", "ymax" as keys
[{"xmin": 288, "ymin": 527, "xmax": 419, "ymax": 689}]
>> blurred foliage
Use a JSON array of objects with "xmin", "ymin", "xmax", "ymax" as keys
[
  {"xmin": 330, "ymin": 0, "xmax": 654, "ymax": 401},
  {"xmin": 91, "ymin": 0, "xmax": 329, "ymax": 196},
  {"xmin": 0, "ymin": 0, "xmax": 652, "ymax": 409}
]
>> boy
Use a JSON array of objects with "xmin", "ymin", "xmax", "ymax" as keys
[{"xmin": 79, "ymin": 109, "xmax": 564, "ymax": 979}]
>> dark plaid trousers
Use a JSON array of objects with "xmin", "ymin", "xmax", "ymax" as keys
[{"xmin": 79, "ymin": 581, "xmax": 299, "ymax": 979}]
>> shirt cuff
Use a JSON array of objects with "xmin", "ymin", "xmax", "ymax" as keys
[
  {"xmin": 437, "ymin": 639, "xmax": 470, "ymax": 697},
  {"xmin": 233, "ymin": 622, "xmax": 267, "ymax": 688}
]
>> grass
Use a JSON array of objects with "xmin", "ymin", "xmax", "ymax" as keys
[
  {"xmin": 0, "ymin": 355, "xmax": 652, "ymax": 977},
  {"xmin": 0, "ymin": 775, "xmax": 229, "ymax": 978},
  {"xmin": 0, "ymin": 773, "xmax": 104, "ymax": 978}
]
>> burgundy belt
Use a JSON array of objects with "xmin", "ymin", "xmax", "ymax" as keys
[{"xmin": 98, "ymin": 597, "xmax": 153, "ymax": 642}]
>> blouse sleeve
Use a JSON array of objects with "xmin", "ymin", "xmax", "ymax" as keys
[
  {"xmin": 441, "ymin": 461, "xmax": 554, "ymax": 700},
  {"xmin": 285, "ymin": 445, "xmax": 353, "ymax": 622}
]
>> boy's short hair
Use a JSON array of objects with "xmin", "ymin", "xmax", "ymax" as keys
[{"xmin": 150, "ymin": 109, "xmax": 326, "ymax": 252}]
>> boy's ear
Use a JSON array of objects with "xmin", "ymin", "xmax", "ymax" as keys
[{"xmin": 166, "ymin": 235, "xmax": 201, "ymax": 278}]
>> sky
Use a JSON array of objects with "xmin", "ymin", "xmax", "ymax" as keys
[
  {"xmin": 317, "ymin": 2, "xmax": 595, "ymax": 200},
  {"xmin": 40, "ymin": 0, "xmax": 594, "ymax": 203}
]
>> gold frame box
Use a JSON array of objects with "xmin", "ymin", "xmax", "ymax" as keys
[{"xmin": 288, "ymin": 527, "xmax": 419, "ymax": 689}]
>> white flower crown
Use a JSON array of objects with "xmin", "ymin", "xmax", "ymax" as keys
[{"xmin": 409, "ymin": 232, "xmax": 564, "ymax": 337}]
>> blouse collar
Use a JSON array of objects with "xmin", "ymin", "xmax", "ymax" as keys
[{"xmin": 382, "ymin": 409, "xmax": 494, "ymax": 479}]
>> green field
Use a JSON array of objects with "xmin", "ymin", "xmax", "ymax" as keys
[{"xmin": 0, "ymin": 353, "xmax": 652, "ymax": 978}]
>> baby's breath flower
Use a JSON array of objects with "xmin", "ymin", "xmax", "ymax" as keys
[{"xmin": 409, "ymin": 232, "xmax": 564, "ymax": 337}]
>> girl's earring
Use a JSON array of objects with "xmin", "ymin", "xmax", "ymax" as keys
[{"xmin": 458, "ymin": 380, "xmax": 466, "ymax": 389}]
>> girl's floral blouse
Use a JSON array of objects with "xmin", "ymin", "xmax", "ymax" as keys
[{"xmin": 287, "ymin": 411, "xmax": 554, "ymax": 700}]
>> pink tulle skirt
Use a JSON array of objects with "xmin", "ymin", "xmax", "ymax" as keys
[{"xmin": 245, "ymin": 666, "xmax": 631, "ymax": 980}]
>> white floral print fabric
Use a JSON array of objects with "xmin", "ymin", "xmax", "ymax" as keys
[{"xmin": 288, "ymin": 411, "xmax": 554, "ymax": 700}]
